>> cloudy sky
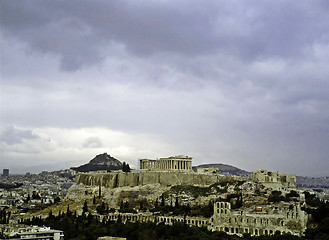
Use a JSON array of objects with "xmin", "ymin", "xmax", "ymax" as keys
[{"xmin": 1, "ymin": 0, "xmax": 329, "ymax": 176}]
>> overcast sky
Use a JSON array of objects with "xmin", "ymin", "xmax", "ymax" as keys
[{"xmin": 1, "ymin": 0, "xmax": 329, "ymax": 176}]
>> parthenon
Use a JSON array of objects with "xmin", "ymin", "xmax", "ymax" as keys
[{"xmin": 139, "ymin": 155, "xmax": 193, "ymax": 171}]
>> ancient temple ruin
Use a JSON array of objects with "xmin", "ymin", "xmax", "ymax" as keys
[
  {"xmin": 251, "ymin": 169, "xmax": 297, "ymax": 190},
  {"xmin": 139, "ymin": 155, "xmax": 193, "ymax": 171},
  {"xmin": 210, "ymin": 201, "xmax": 307, "ymax": 236}
]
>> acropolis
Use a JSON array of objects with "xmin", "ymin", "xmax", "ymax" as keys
[{"xmin": 69, "ymin": 155, "xmax": 309, "ymax": 237}]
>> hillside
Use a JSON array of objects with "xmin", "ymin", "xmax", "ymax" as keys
[
  {"xmin": 296, "ymin": 176, "xmax": 329, "ymax": 189},
  {"xmin": 71, "ymin": 153, "xmax": 122, "ymax": 172},
  {"xmin": 193, "ymin": 163, "xmax": 250, "ymax": 177}
]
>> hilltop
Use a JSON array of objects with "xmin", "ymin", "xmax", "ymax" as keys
[
  {"xmin": 193, "ymin": 163, "xmax": 250, "ymax": 177},
  {"xmin": 71, "ymin": 153, "xmax": 122, "ymax": 172}
]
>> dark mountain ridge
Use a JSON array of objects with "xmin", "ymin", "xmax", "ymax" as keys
[{"xmin": 71, "ymin": 153, "xmax": 122, "ymax": 172}]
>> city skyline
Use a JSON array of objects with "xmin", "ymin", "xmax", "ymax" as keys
[{"xmin": 1, "ymin": 0, "xmax": 329, "ymax": 176}]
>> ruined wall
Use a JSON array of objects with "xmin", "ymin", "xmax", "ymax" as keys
[
  {"xmin": 210, "ymin": 201, "xmax": 307, "ymax": 237},
  {"xmin": 251, "ymin": 169, "xmax": 297, "ymax": 189},
  {"xmin": 75, "ymin": 171, "xmax": 241, "ymax": 188}
]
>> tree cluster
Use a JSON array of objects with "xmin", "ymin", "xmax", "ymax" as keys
[
  {"xmin": 119, "ymin": 201, "xmax": 137, "ymax": 214},
  {"xmin": 149, "ymin": 194, "xmax": 214, "ymax": 218},
  {"xmin": 268, "ymin": 190, "xmax": 300, "ymax": 203},
  {"xmin": 0, "ymin": 209, "xmax": 11, "ymax": 224},
  {"xmin": 19, "ymin": 194, "xmax": 329, "ymax": 240},
  {"xmin": 122, "ymin": 162, "xmax": 131, "ymax": 172}
]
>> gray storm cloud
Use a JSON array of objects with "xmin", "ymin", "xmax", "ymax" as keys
[
  {"xmin": 0, "ymin": 126, "xmax": 40, "ymax": 145},
  {"xmin": 1, "ymin": 0, "xmax": 328, "ymax": 70},
  {"xmin": 0, "ymin": 0, "xmax": 329, "ymax": 175}
]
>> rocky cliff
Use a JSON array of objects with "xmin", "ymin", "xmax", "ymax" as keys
[
  {"xmin": 68, "ymin": 171, "xmax": 250, "ymax": 209},
  {"xmin": 75, "ymin": 171, "xmax": 244, "ymax": 188}
]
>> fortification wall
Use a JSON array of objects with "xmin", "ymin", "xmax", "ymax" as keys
[{"xmin": 75, "ymin": 171, "xmax": 242, "ymax": 188}]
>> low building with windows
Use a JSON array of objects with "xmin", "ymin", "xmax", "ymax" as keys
[{"xmin": 1, "ymin": 225, "xmax": 64, "ymax": 240}]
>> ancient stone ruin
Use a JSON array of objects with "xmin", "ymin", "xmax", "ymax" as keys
[
  {"xmin": 139, "ymin": 155, "xmax": 193, "ymax": 171},
  {"xmin": 70, "ymin": 156, "xmax": 307, "ymax": 237}
]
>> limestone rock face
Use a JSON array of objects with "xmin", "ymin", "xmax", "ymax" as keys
[
  {"xmin": 67, "ymin": 182, "xmax": 168, "ymax": 208},
  {"xmin": 75, "ymin": 171, "xmax": 235, "ymax": 188},
  {"xmin": 69, "ymin": 171, "xmax": 246, "ymax": 209}
]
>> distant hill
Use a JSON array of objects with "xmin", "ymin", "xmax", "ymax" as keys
[
  {"xmin": 71, "ymin": 153, "xmax": 122, "ymax": 172},
  {"xmin": 296, "ymin": 176, "xmax": 329, "ymax": 189},
  {"xmin": 193, "ymin": 163, "xmax": 250, "ymax": 177},
  {"xmin": 194, "ymin": 163, "xmax": 329, "ymax": 189}
]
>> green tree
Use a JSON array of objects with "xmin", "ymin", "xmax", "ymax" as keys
[
  {"xmin": 175, "ymin": 197, "xmax": 179, "ymax": 208},
  {"xmin": 54, "ymin": 196, "xmax": 61, "ymax": 204},
  {"xmin": 82, "ymin": 200, "xmax": 88, "ymax": 214},
  {"xmin": 122, "ymin": 162, "xmax": 131, "ymax": 172},
  {"xmin": 66, "ymin": 205, "xmax": 71, "ymax": 217},
  {"xmin": 48, "ymin": 210, "xmax": 54, "ymax": 219}
]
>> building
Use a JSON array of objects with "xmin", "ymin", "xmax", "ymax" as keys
[
  {"xmin": 139, "ymin": 155, "xmax": 193, "ymax": 172},
  {"xmin": 251, "ymin": 169, "xmax": 297, "ymax": 190},
  {"xmin": 1, "ymin": 225, "xmax": 64, "ymax": 240},
  {"xmin": 196, "ymin": 167, "xmax": 218, "ymax": 174},
  {"xmin": 101, "ymin": 200, "xmax": 307, "ymax": 237},
  {"xmin": 210, "ymin": 202, "xmax": 307, "ymax": 237},
  {"xmin": 3, "ymin": 169, "xmax": 9, "ymax": 177}
]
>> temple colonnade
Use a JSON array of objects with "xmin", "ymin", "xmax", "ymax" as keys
[{"xmin": 140, "ymin": 155, "xmax": 192, "ymax": 171}]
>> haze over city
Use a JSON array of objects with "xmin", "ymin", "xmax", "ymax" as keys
[{"xmin": 1, "ymin": 0, "xmax": 329, "ymax": 176}]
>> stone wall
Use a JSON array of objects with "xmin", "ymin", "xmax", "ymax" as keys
[
  {"xmin": 102, "ymin": 212, "xmax": 209, "ymax": 228},
  {"xmin": 75, "ymin": 171, "xmax": 242, "ymax": 188}
]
